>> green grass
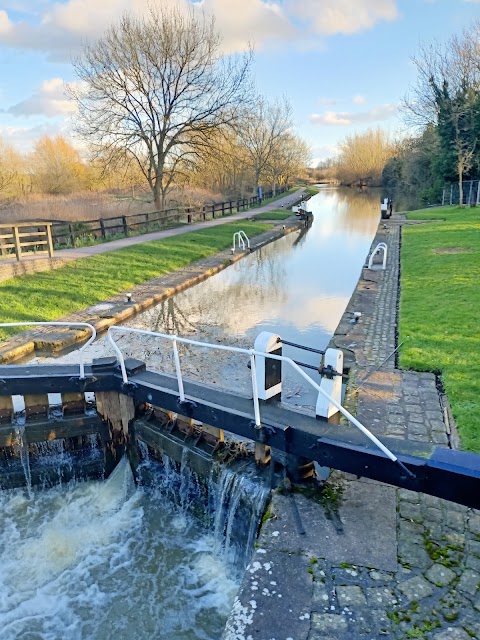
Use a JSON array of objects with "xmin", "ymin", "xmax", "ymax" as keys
[
  {"xmin": 254, "ymin": 209, "xmax": 293, "ymax": 220},
  {"xmin": 0, "ymin": 220, "xmax": 270, "ymax": 342},
  {"xmin": 399, "ymin": 204, "xmax": 480, "ymax": 451},
  {"xmin": 294, "ymin": 184, "xmax": 320, "ymax": 197}
]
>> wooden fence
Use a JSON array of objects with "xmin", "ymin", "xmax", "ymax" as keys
[
  {"xmin": 49, "ymin": 187, "xmax": 287, "ymax": 248},
  {"xmin": 0, "ymin": 223, "xmax": 54, "ymax": 260}
]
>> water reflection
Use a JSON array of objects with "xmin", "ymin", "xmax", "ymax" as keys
[
  {"xmin": 113, "ymin": 187, "xmax": 380, "ymax": 407},
  {"xmin": 40, "ymin": 188, "xmax": 380, "ymax": 409}
]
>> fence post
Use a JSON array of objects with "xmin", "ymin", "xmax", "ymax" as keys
[
  {"xmin": 442, "ymin": 189, "xmax": 445, "ymax": 206},
  {"xmin": 187, "ymin": 208, "xmax": 192, "ymax": 224},
  {"xmin": 450, "ymin": 184, "xmax": 453, "ymax": 205},
  {"xmin": 468, "ymin": 180, "xmax": 473, "ymax": 205},
  {"xmin": 212, "ymin": 204, "xmax": 215, "ymax": 219},
  {"xmin": 68, "ymin": 223, "xmax": 76, "ymax": 247},
  {"xmin": 145, "ymin": 212, "xmax": 149, "ymax": 230},
  {"xmin": 12, "ymin": 225, "xmax": 21, "ymax": 261},
  {"xmin": 46, "ymin": 224, "xmax": 54, "ymax": 258},
  {"xmin": 477, "ymin": 181, "xmax": 480, "ymax": 206},
  {"xmin": 122, "ymin": 215, "xmax": 129, "ymax": 236},
  {"xmin": 221, "ymin": 202, "xmax": 225, "ymax": 216},
  {"xmin": 99, "ymin": 219, "xmax": 106, "ymax": 239}
]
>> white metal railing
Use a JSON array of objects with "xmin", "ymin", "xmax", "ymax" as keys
[
  {"xmin": 0, "ymin": 322, "xmax": 96, "ymax": 379},
  {"xmin": 107, "ymin": 326, "xmax": 401, "ymax": 465},
  {"xmin": 232, "ymin": 230, "xmax": 250, "ymax": 252},
  {"xmin": 368, "ymin": 242, "xmax": 388, "ymax": 270}
]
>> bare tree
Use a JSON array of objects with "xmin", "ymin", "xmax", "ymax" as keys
[
  {"xmin": 266, "ymin": 133, "xmax": 309, "ymax": 194},
  {"xmin": 240, "ymin": 96, "xmax": 293, "ymax": 192},
  {"xmin": 71, "ymin": 5, "xmax": 253, "ymax": 211}
]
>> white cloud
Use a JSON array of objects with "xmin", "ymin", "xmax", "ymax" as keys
[
  {"xmin": 0, "ymin": 0, "xmax": 400, "ymax": 60},
  {"xmin": 287, "ymin": 0, "xmax": 398, "ymax": 36},
  {"xmin": 0, "ymin": 121, "xmax": 68, "ymax": 152},
  {"xmin": 7, "ymin": 78, "xmax": 78, "ymax": 117},
  {"xmin": 310, "ymin": 103, "xmax": 398, "ymax": 126},
  {"xmin": 0, "ymin": 10, "xmax": 12, "ymax": 35},
  {"xmin": 353, "ymin": 95, "xmax": 367, "ymax": 104}
]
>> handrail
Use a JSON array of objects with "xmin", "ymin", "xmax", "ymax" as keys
[
  {"xmin": 0, "ymin": 322, "xmax": 96, "ymax": 379},
  {"xmin": 232, "ymin": 230, "xmax": 250, "ymax": 252},
  {"xmin": 107, "ymin": 326, "xmax": 405, "ymax": 470},
  {"xmin": 368, "ymin": 242, "xmax": 387, "ymax": 270}
]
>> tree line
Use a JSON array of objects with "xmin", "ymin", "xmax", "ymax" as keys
[
  {"xmin": 319, "ymin": 21, "xmax": 480, "ymax": 206},
  {"xmin": 0, "ymin": 6, "xmax": 308, "ymax": 212}
]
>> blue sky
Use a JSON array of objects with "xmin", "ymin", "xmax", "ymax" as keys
[{"xmin": 0, "ymin": 0, "xmax": 479, "ymax": 164}]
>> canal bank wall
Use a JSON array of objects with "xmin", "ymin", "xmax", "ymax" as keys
[
  {"xmin": 0, "ymin": 218, "xmax": 304, "ymax": 364},
  {"xmin": 224, "ymin": 214, "xmax": 480, "ymax": 640}
]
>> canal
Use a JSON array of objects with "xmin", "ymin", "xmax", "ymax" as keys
[{"xmin": 1, "ymin": 187, "xmax": 380, "ymax": 640}]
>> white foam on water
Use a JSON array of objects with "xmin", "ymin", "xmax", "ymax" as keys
[{"xmin": 0, "ymin": 457, "xmax": 240, "ymax": 640}]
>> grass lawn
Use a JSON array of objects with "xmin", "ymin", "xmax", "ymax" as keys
[
  {"xmin": 0, "ymin": 220, "xmax": 270, "ymax": 341},
  {"xmin": 399, "ymin": 204, "xmax": 480, "ymax": 451},
  {"xmin": 254, "ymin": 209, "xmax": 293, "ymax": 220}
]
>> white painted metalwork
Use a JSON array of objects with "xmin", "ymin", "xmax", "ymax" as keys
[
  {"xmin": 367, "ymin": 242, "xmax": 388, "ymax": 270},
  {"xmin": 254, "ymin": 332, "xmax": 282, "ymax": 400},
  {"xmin": 0, "ymin": 322, "xmax": 96, "ymax": 379},
  {"xmin": 232, "ymin": 230, "xmax": 250, "ymax": 252},
  {"xmin": 316, "ymin": 348, "xmax": 343, "ymax": 419},
  {"xmin": 107, "ymin": 326, "xmax": 399, "ymax": 463}
]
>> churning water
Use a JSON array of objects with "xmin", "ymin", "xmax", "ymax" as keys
[{"xmin": 0, "ymin": 454, "xmax": 268, "ymax": 640}]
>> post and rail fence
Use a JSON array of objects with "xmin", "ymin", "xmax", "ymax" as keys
[
  {"xmin": 0, "ymin": 222, "xmax": 54, "ymax": 261},
  {"xmin": 0, "ymin": 187, "xmax": 291, "ymax": 259}
]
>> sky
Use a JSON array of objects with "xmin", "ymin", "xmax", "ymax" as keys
[{"xmin": 0, "ymin": 0, "xmax": 479, "ymax": 166}]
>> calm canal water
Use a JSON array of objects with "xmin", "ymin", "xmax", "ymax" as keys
[
  {"xmin": 3, "ymin": 187, "xmax": 380, "ymax": 640},
  {"xmin": 96, "ymin": 186, "xmax": 380, "ymax": 408}
]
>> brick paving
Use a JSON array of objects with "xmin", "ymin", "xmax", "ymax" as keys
[{"xmin": 224, "ymin": 214, "xmax": 480, "ymax": 640}]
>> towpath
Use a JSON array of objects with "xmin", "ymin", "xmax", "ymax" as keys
[{"xmin": 1, "ymin": 189, "xmax": 304, "ymax": 267}]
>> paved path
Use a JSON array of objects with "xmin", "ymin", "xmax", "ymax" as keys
[{"xmin": 10, "ymin": 189, "xmax": 305, "ymax": 264}]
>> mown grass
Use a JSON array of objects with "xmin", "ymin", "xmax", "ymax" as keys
[
  {"xmin": 400, "ymin": 205, "xmax": 480, "ymax": 451},
  {"xmin": 254, "ymin": 209, "xmax": 293, "ymax": 220},
  {"xmin": 0, "ymin": 220, "xmax": 270, "ymax": 341}
]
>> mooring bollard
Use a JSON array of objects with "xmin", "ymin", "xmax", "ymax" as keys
[
  {"xmin": 253, "ymin": 332, "xmax": 282, "ymax": 401},
  {"xmin": 316, "ymin": 348, "xmax": 343, "ymax": 419}
]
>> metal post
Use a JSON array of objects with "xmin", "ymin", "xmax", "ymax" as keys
[
  {"xmin": 249, "ymin": 352, "xmax": 261, "ymax": 428},
  {"xmin": 442, "ymin": 189, "xmax": 445, "ymax": 206},
  {"xmin": 477, "ymin": 180, "xmax": 480, "ymax": 206},
  {"xmin": 450, "ymin": 184, "xmax": 453, "ymax": 205},
  {"xmin": 172, "ymin": 338, "xmax": 185, "ymax": 402},
  {"xmin": 468, "ymin": 180, "xmax": 473, "ymax": 205}
]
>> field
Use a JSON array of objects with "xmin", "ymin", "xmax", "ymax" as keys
[{"xmin": 399, "ymin": 205, "xmax": 480, "ymax": 451}]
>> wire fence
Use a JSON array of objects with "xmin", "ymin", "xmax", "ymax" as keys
[{"xmin": 441, "ymin": 179, "xmax": 480, "ymax": 206}]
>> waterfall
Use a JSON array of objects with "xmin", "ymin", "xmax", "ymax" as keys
[
  {"xmin": 213, "ymin": 466, "xmax": 270, "ymax": 570},
  {"xmin": 13, "ymin": 425, "xmax": 32, "ymax": 497},
  {"xmin": 137, "ymin": 441, "xmax": 270, "ymax": 573}
]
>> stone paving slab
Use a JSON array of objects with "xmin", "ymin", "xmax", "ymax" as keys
[
  {"xmin": 258, "ymin": 481, "xmax": 398, "ymax": 571},
  {"xmin": 222, "ymin": 549, "xmax": 313, "ymax": 640}
]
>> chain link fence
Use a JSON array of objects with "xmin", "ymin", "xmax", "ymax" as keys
[{"xmin": 442, "ymin": 179, "xmax": 480, "ymax": 206}]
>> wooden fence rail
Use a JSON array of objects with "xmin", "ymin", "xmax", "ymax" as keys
[
  {"xmin": 49, "ymin": 188, "xmax": 287, "ymax": 248},
  {"xmin": 0, "ymin": 188, "xmax": 289, "ymax": 257},
  {"xmin": 0, "ymin": 223, "xmax": 54, "ymax": 261}
]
